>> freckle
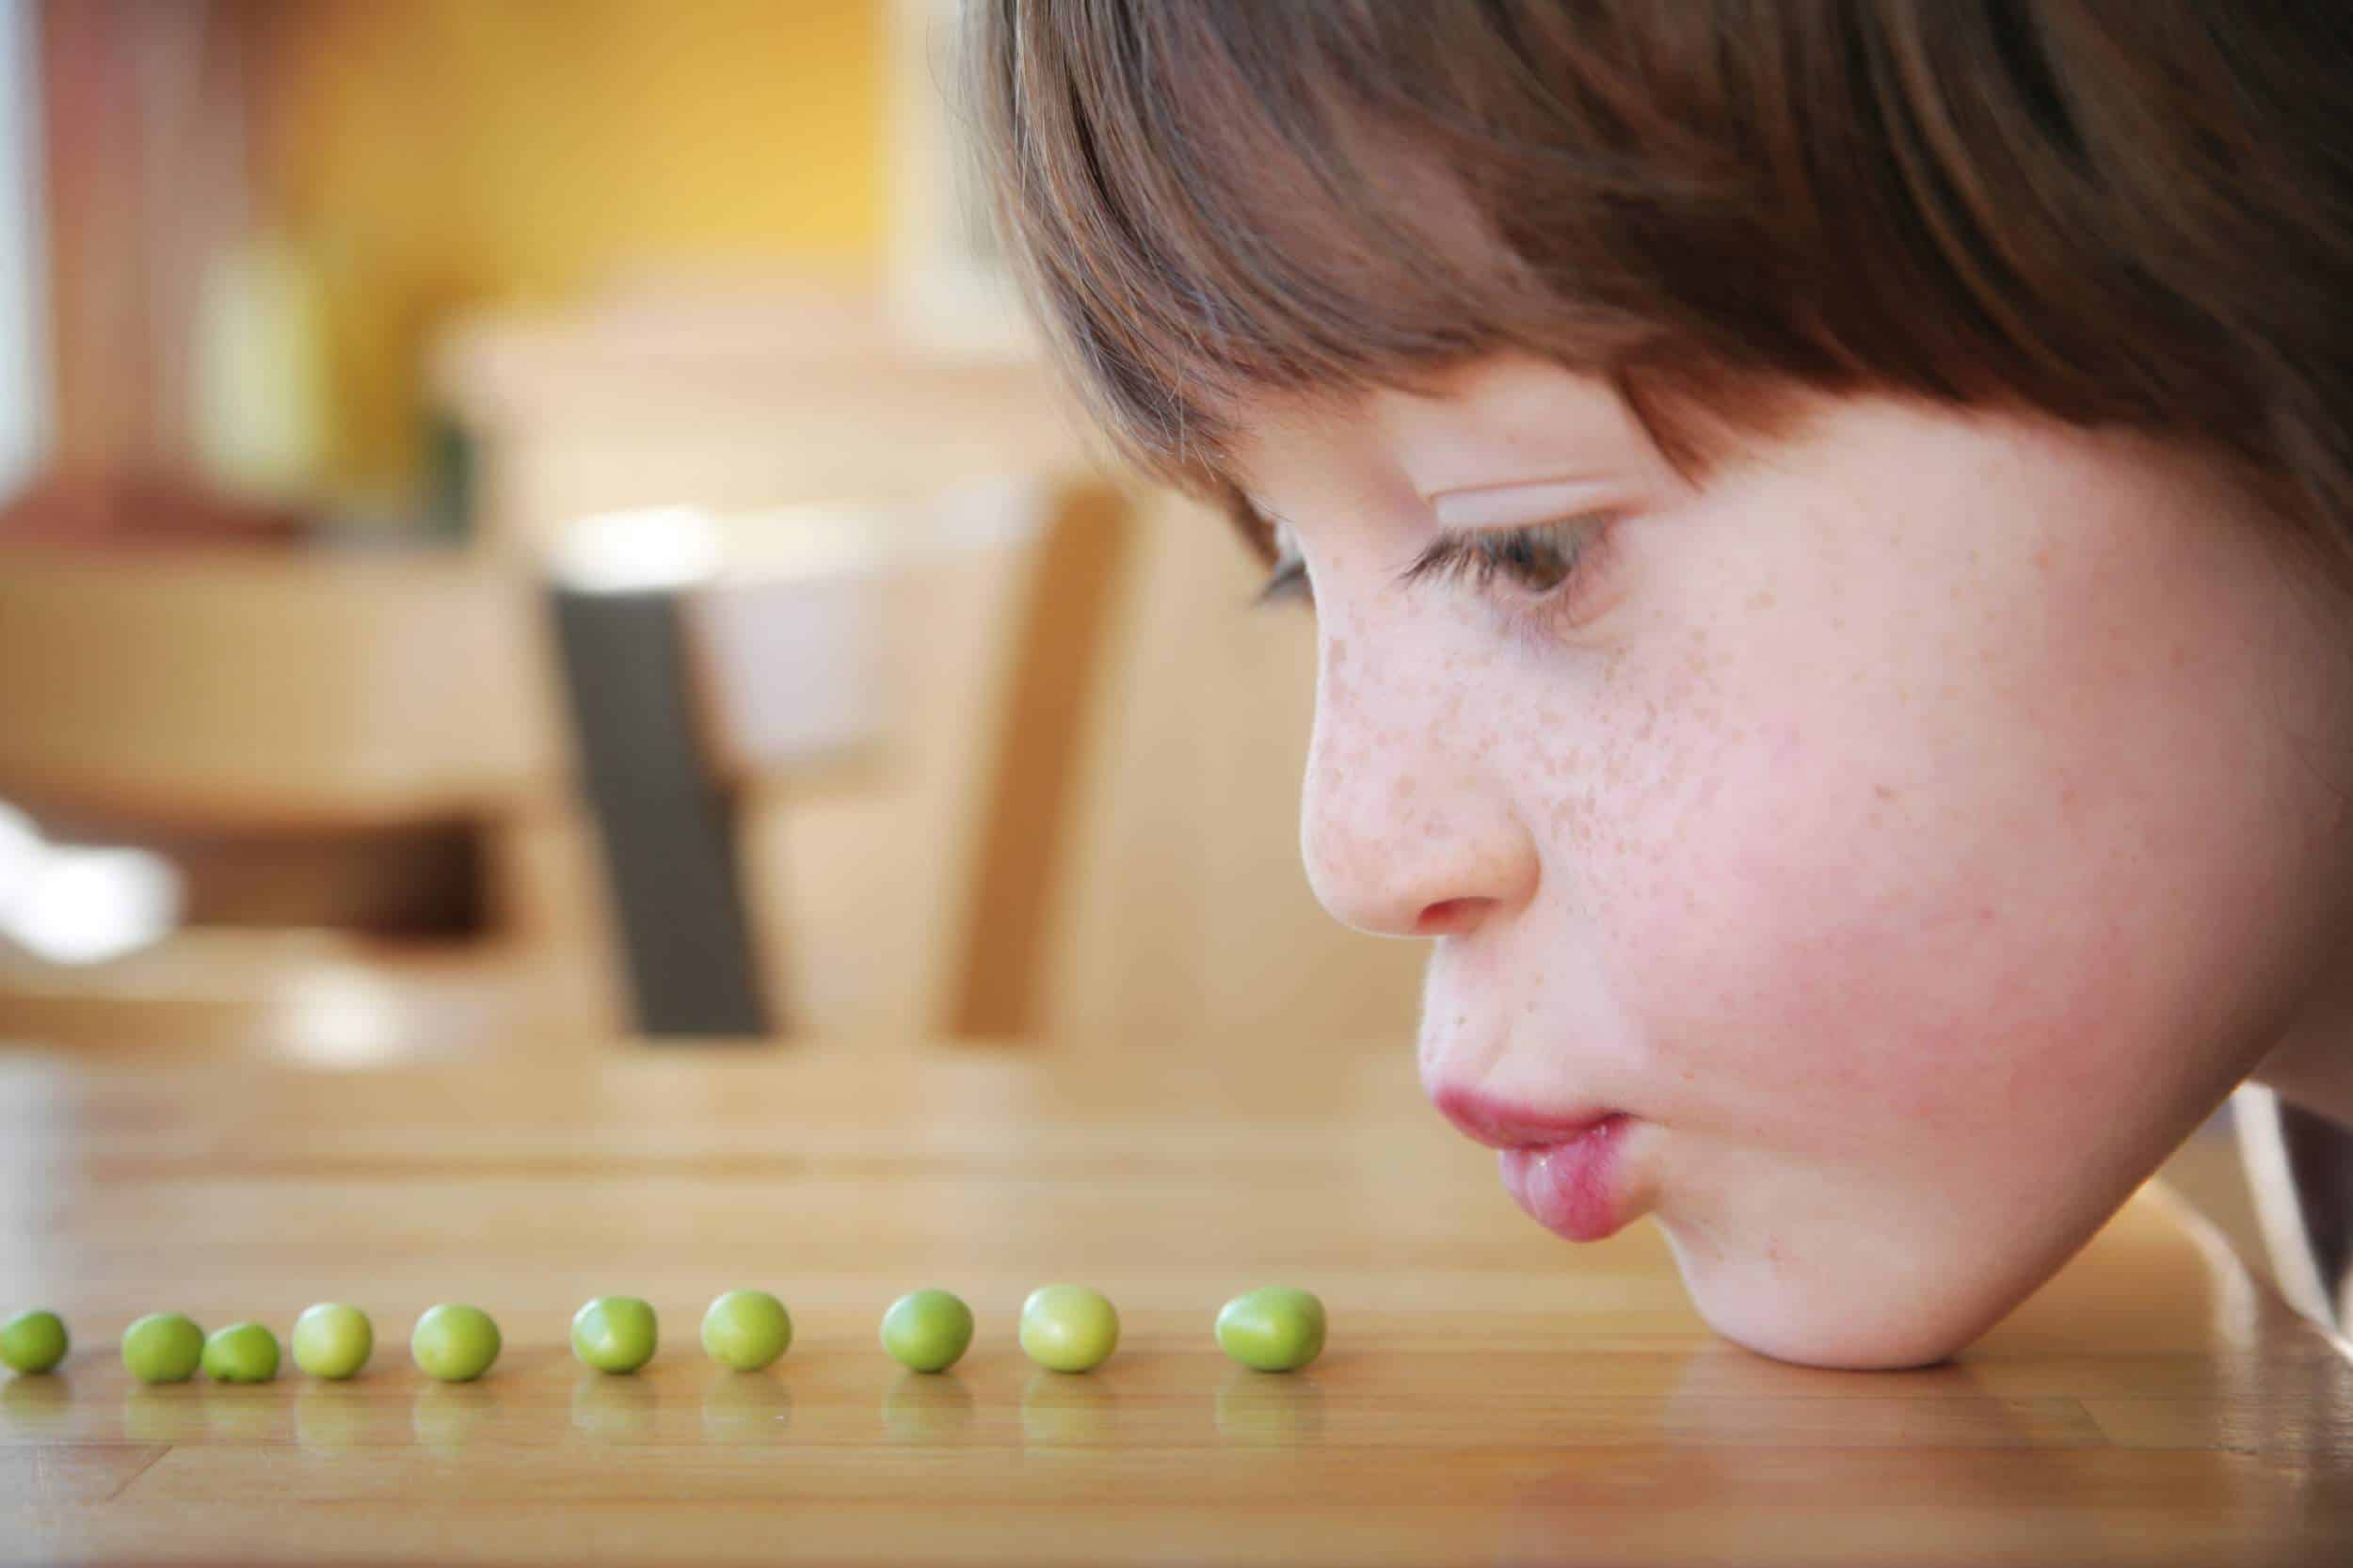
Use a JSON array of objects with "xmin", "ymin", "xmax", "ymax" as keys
[{"xmin": 1874, "ymin": 784, "xmax": 1897, "ymax": 802}]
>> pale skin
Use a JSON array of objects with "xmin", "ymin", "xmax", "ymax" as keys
[{"xmin": 1231, "ymin": 352, "xmax": 2353, "ymax": 1368}]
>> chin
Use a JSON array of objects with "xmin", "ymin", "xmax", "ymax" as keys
[{"xmin": 1662, "ymin": 1229, "xmax": 2020, "ymax": 1371}]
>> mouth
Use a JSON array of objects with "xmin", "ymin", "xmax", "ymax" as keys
[{"xmin": 1427, "ymin": 1083, "xmax": 1642, "ymax": 1243}]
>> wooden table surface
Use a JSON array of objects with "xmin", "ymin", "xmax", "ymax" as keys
[{"xmin": 4, "ymin": 1042, "xmax": 2352, "ymax": 1567}]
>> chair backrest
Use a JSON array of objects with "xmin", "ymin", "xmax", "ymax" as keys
[
  {"xmin": 693, "ymin": 480, "xmax": 1429, "ymax": 1055},
  {"xmin": 439, "ymin": 280, "xmax": 1426, "ymax": 1055},
  {"xmin": 0, "ymin": 543, "xmax": 570, "ymax": 831},
  {"xmin": 0, "ymin": 541, "xmax": 618, "ymax": 1057},
  {"xmin": 1029, "ymin": 489, "xmax": 1429, "ymax": 1055},
  {"xmin": 436, "ymin": 280, "xmax": 1088, "ymax": 559},
  {"xmin": 673, "ymin": 476, "xmax": 1128, "ymax": 1041}
]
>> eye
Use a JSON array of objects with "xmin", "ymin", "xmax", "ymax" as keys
[{"xmin": 1399, "ymin": 517, "xmax": 1603, "ymax": 598}]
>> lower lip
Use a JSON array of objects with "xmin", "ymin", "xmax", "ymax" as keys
[{"xmin": 1497, "ymin": 1114, "xmax": 1635, "ymax": 1242}]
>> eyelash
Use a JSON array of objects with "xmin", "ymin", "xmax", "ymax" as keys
[{"xmin": 1256, "ymin": 516, "xmax": 1615, "ymax": 630}]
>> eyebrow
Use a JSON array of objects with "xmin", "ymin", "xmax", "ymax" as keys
[{"xmin": 1424, "ymin": 475, "xmax": 1614, "ymax": 526}]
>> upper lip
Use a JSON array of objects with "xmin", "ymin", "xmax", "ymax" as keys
[{"xmin": 1426, "ymin": 1081, "xmax": 1622, "ymax": 1149}]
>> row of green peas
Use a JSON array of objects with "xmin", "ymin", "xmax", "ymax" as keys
[{"xmin": 0, "ymin": 1287, "xmax": 1326, "ymax": 1385}]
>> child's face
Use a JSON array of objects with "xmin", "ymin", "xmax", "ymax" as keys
[{"xmin": 1232, "ymin": 353, "xmax": 2353, "ymax": 1368}]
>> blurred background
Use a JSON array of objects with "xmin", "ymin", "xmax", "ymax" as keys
[
  {"xmin": 0, "ymin": 0, "xmax": 1426, "ymax": 1066},
  {"xmin": 0, "ymin": 0, "xmax": 2295, "ymax": 1325}
]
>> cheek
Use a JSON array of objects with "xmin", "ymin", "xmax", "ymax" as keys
[
  {"xmin": 1556, "ymin": 507, "xmax": 2324, "ymax": 1165},
  {"xmin": 1571, "ymin": 698, "xmax": 2045, "ymax": 1144},
  {"xmin": 1596, "ymin": 757, "xmax": 2084, "ymax": 1144}
]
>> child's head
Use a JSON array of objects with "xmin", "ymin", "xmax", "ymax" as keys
[{"xmin": 972, "ymin": 2, "xmax": 2353, "ymax": 1366}]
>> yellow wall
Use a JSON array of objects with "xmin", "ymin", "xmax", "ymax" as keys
[{"xmin": 249, "ymin": 0, "xmax": 885, "ymax": 492}]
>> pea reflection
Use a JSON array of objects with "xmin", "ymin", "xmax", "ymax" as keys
[
  {"xmin": 200, "ymin": 1384, "xmax": 284, "ymax": 1443},
  {"xmin": 410, "ymin": 1381, "xmax": 497, "ymax": 1452},
  {"xmin": 569, "ymin": 1369, "xmax": 658, "ymax": 1442},
  {"xmin": 1, "ymin": 1373, "xmax": 71, "ymax": 1434},
  {"xmin": 295, "ymin": 1381, "xmax": 375, "ymax": 1453},
  {"xmin": 120, "ymin": 1385, "xmax": 207, "ymax": 1444},
  {"xmin": 879, "ymin": 1369, "xmax": 974, "ymax": 1445},
  {"xmin": 702, "ymin": 1370, "xmax": 792, "ymax": 1443},
  {"xmin": 1019, "ymin": 1367, "xmax": 1119, "ymax": 1449},
  {"xmin": 1214, "ymin": 1366, "xmax": 1325, "ymax": 1448}
]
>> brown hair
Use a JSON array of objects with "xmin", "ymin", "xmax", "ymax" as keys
[{"xmin": 968, "ymin": 1, "xmax": 2353, "ymax": 562}]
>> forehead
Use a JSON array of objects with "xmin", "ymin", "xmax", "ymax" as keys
[{"xmin": 1227, "ymin": 354, "xmax": 1673, "ymax": 505}]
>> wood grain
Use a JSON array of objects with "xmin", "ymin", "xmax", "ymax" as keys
[{"xmin": 1, "ymin": 1042, "xmax": 2349, "ymax": 1567}]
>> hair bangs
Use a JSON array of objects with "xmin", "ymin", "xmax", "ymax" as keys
[
  {"xmin": 972, "ymin": 4, "xmax": 1578, "ymax": 491},
  {"xmin": 971, "ymin": 1, "xmax": 2353, "ymax": 563}
]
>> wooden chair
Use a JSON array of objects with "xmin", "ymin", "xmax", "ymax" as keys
[
  {"xmin": 439, "ymin": 279, "xmax": 1424, "ymax": 1057},
  {"xmin": 441, "ymin": 280, "xmax": 1136, "ymax": 1043},
  {"xmin": 671, "ymin": 477, "xmax": 1428, "ymax": 1056},
  {"xmin": 0, "ymin": 540, "xmax": 619, "ymax": 1059},
  {"xmin": 667, "ymin": 475, "xmax": 1131, "ymax": 1042}
]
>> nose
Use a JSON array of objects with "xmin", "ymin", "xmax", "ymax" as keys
[{"xmin": 1299, "ymin": 631, "xmax": 1540, "ymax": 938}]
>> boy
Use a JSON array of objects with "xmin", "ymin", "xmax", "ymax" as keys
[{"xmin": 970, "ymin": 1, "xmax": 2353, "ymax": 1367}]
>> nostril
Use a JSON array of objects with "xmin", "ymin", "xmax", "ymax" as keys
[{"xmin": 1415, "ymin": 898, "xmax": 1486, "ymax": 936}]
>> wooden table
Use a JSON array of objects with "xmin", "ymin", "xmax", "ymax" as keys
[{"xmin": 4, "ymin": 1043, "xmax": 2351, "ymax": 1567}]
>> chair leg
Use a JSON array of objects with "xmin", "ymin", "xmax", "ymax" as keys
[{"xmin": 547, "ymin": 585, "xmax": 772, "ymax": 1039}]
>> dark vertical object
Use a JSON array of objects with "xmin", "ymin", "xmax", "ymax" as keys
[
  {"xmin": 2238, "ymin": 1085, "xmax": 2353, "ymax": 1335},
  {"xmin": 2278, "ymin": 1100, "xmax": 2353, "ymax": 1330},
  {"xmin": 547, "ymin": 587, "xmax": 772, "ymax": 1038}
]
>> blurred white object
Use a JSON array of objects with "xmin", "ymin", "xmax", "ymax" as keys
[
  {"xmin": 0, "ymin": 800, "xmax": 42, "ymax": 919},
  {"xmin": 271, "ymin": 963, "xmax": 405, "ymax": 1068},
  {"xmin": 547, "ymin": 507, "xmax": 725, "ymax": 596},
  {"xmin": 680, "ymin": 488, "xmax": 1045, "ymax": 776},
  {"xmin": 7, "ymin": 844, "xmax": 184, "ymax": 966},
  {"xmin": 2235, "ymin": 1080, "xmax": 2353, "ymax": 1342}
]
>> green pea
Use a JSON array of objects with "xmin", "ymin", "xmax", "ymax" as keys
[
  {"xmin": 1018, "ymin": 1284, "xmax": 1118, "ymax": 1373},
  {"xmin": 699, "ymin": 1288, "xmax": 791, "ymax": 1371},
  {"xmin": 880, "ymin": 1288, "xmax": 974, "ymax": 1373},
  {"xmin": 1215, "ymin": 1287, "xmax": 1326, "ymax": 1372},
  {"xmin": 571, "ymin": 1296, "xmax": 658, "ymax": 1374},
  {"xmin": 0, "ymin": 1309, "xmax": 68, "ymax": 1375},
  {"xmin": 410, "ymin": 1304, "xmax": 501, "ymax": 1383},
  {"xmin": 201, "ymin": 1322, "xmax": 280, "ymax": 1384},
  {"xmin": 120, "ymin": 1313, "xmax": 205, "ymax": 1384},
  {"xmin": 291, "ymin": 1303, "xmax": 374, "ymax": 1381}
]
